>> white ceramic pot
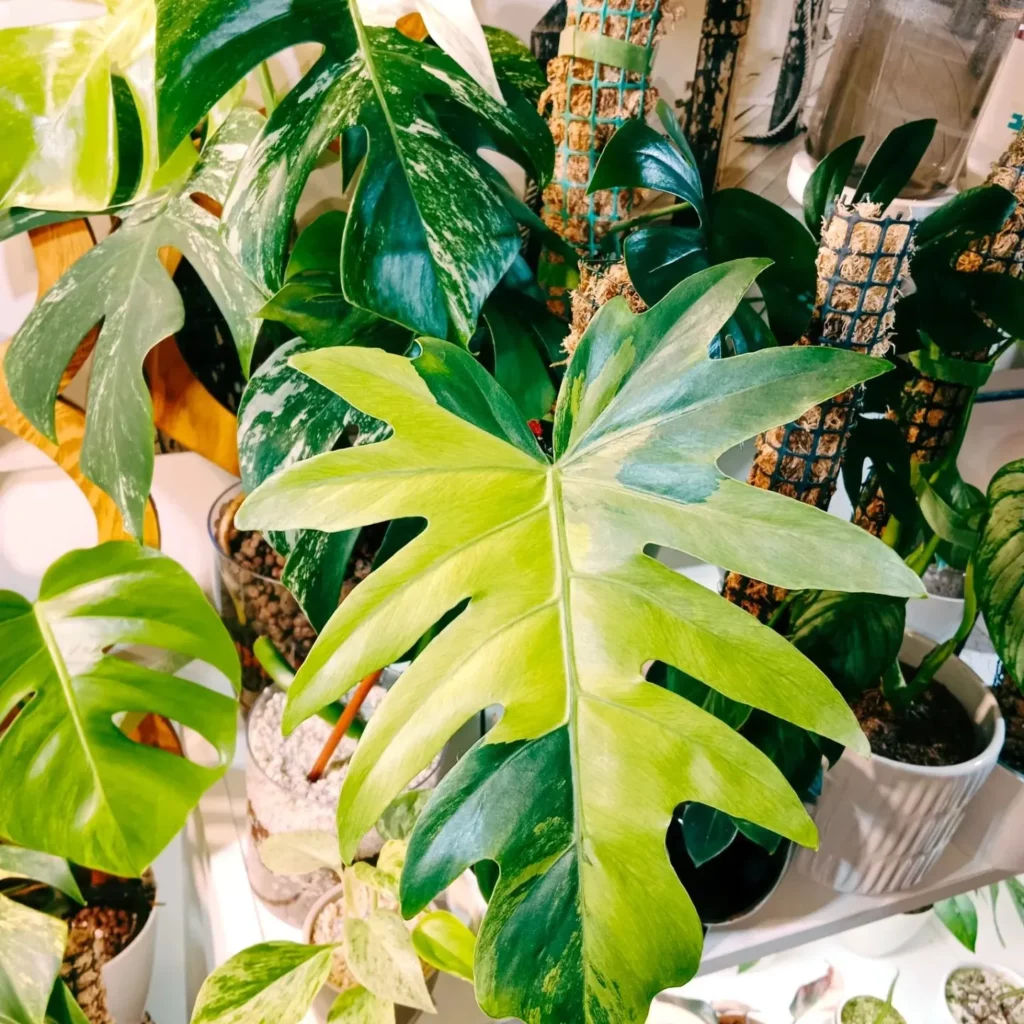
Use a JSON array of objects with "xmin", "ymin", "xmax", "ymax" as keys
[
  {"xmin": 904, "ymin": 592, "xmax": 965, "ymax": 644},
  {"xmin": 939, "ymin": 962, "xmax": 1024, "ymax": 1022},
  {"xmin": 795, "ymin": 632, "xmax": 1004, "ymax": 895},
  {"xmin": 837, "ymin": 908, "xmax": 933, "ymax": 957},
  {"xmin": 101, "ymin": 901, "xmax": 158, "ymax": 1024}
]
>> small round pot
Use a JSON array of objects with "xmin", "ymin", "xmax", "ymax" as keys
[
  {"xmin": 939, "ymin": 962, "xmax": 1024, "ymax": 1022},
  {"xmin": 796, "ymin": 632, "xmax": 1004, "ymax": 895},
  {"xmin": 101, "ymin": 898, "xmax": 158, "ymax": 1024},
  {"xmin": 837, "ymin": 907, "xmax": 933, "ymax": 957},
  {"xmin": 302, "ymin": 883, "xmax": 437, "ymax": 1024},
  {"xmin": 904, "ymin": 591, "xmax": 965, "ymax": 644},
  {"xmin": 834, "ymin": 995, "xmax": 906, "ymax": 1024}
]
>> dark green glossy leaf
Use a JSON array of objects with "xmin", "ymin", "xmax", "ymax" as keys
[
  {"xmin": 963, "ymin": 273, "xmax": 1024, "ymax": 339},
  {"xmin": 624, "ymin": 226, "xmax": 706, "ymax": 306},
  {"xmin": 681, "ymin": 803, "xmax": 738, "ymax": 867},
  {"xmin": 934, "ymin": 895, "xmax": 977, "ymax": 952},
  {"xmin": 909, "ymin": 341, "xmax": 994, "ymax": 388},
  {"xmin": 842, "ymin": 417, "xmax": 919, "ymax": 529},
  {"xmin": 655, "ymin": 662, "xmax": 751, "ymax": 730},
  {"xmin": 0, "ymin": 543, "xmax": 239, "ymax": 876},
  {"xmin": 588, "ymin": 119, "xmax": 705, "ymax": 222},
  {"xmin": 285, "ymin": 211, "xmax": 346, "ymax": 281},
  {"xmin": 656, "ymin": 99, "xmax": 700, "ymax": 173},
  {"xmin": 976, "ymin": 459, "xmax": 1024, "ymax": 688},
  {"xmin": 169, "ymin": 0, "xmax": 553, "ymax": 343},
  {"xmin": 721, "ymin": 300, "xmax": 778, "ymax": 356},
  {"xmin": 5, "ymin": 111, "xmax": 266, "ymax": 537},
  {"xmin": 915, "ymin": 184, "xmax": 1018, "ymax": 252},
  {"xmin": 706, "ymin": 190, "xmax": 817, "ymax": 344},
  {"xmin": 483, "ymin": 27, "xmax": 546, "ymax": 103},
  {"xmin": 804, "ymin": 135, "xmax": 863, "ymax": 237},
  {"xmin": 45, "ymin": 981, "xmax": 91, "ymax": 1024},
  {"xmin": 853, "ymin": 119, "xmax": 937, "ymax": 210},
  {"xmin": 788, "ymin": 590, "xmax": 906, "ymax": 698},
  {"xmin": 0, "ymin": 848, "xmax": 83, "ymax": 904}
]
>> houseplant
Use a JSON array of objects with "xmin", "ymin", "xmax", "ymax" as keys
[
  {"xmin": 0, "ymin": 543, "xmax": 240, "ymax": 1022},
  {"xmin": 235, "ymin": 260, "xmax": 924, "ymax": 1022}
]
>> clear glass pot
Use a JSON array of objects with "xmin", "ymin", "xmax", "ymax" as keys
[{"xmin": 807, "ymin": 0, "xmax": 1023, "ymax": 198}]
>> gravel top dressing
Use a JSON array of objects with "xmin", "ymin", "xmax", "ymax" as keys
[{"xmin": 946, "ymin": 967, "xmax": 1024, "ymax": 1023}]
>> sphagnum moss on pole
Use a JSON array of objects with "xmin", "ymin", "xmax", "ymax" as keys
[
  {"xmin": 854, "ymin": 130, "xmax": 1024, "ymax": 537},
  {"xmin": 723, "ymin": 203, "xmax": 913, "ymax": 621}
]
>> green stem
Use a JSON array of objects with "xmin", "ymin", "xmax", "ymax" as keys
[
  {"xmin": 905, "ymin": 531, "xmax": 942, "ymax": 576},
  {"xmin": 766, "ymin": 589, "xmax": 799, "ymax": 632},
  {"xmin": 607, "ymin": 201, "xmax": 693, "ymax": 235},
  {"xmin": 257, "ymin": 62, "xmax": 278, "ymax": 116},
  {"xmin": 907, "ymin": 560, "xmax": 978, "ymax": 698}
]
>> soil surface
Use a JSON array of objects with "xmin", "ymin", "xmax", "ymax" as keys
[
  {"xmin": 923, "ymin": 563, "xmax": 966, "ymax": 599},
  {"xmin": 995, "ymin": 669, "xmax": 1024, "ymax": 772},
  {"xmin": 850, "ymin": 671, "xmax": 980, "ymax": 767}
]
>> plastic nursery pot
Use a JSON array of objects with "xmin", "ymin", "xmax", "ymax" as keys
[
  {"xmin": 667, "ymin": 821, "xmax": 794, "ymax": 927},
  {"xmin": 101, "ymin": 894, "xmax": 158, "ymax": 1024},
  {"xmin": 208, "ymin": 482, "xmax": 317, "ymax": 707},
  {"xmin": 244, "ymin": 681, "xmax": 442, "ymax": 927},
  {"xmin": 302, "ymin": 883, "xmax": 439, "ymax": 1024},
  {"xmin": 940, "ymin": 963, "xmax": 1024, "ymax": 1023},
  {"xmin": 796, "ymin": 632, "xmax": 1004, "ymax": 895}
]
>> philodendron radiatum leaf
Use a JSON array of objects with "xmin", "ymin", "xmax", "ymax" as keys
[
  {"xmin": 0, "ymin": 0, "xmax": 195, "ymax": 210},
  {"xmin": 238, "ymin": 260, "xmax": 924, "ymax": 1023},
  {"xmin": 5, "ymin": 111, "xmax": 266, "ymax": 538},
  {"xmin": 155, "ymin": 0, "xmax": 552, "ymax": 343},
  {"xmin": 0, "ymin": 543, "xmax": 239, "ymax": 877}
]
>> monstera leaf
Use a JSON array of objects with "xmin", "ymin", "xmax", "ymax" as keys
[
  {"xmin": 5, "ymin": 111, "xmax": 266, "ymax": 538},
  {"xmin": 155, "ymin": 0, "xmax": 551, "ymax": 344},
  {"xmin": 976, "ymin": 458, "xmax": 1024, "ymax": 688},
  {"xmin": 238, "ymin": 260, "xmax": 923, "ymax": 1023},
  {"xmin": 0, "ymin": 0, "xmax": 195, "ymax": 210},
  {"xmin": 0, "ymin": 543, "xmax": 239, "ymax": 876}
]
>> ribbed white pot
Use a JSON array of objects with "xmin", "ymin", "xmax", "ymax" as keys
[{"xmin": 795, "ymin": 632, "xmax": 1003, "ymax": 895}]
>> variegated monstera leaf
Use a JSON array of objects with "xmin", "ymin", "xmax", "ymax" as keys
[
  {"xmin": 154, "ymin": 0, "xmax": 551, "ymax": 344},
  {"xmin": 239, "ymin": 260, "xmax": 923, "ymax": 1024},
  {"xmin": 0, "ymin": 0, "xmax": 196, "ymax": 211},
  {"xmin": 5, "ymin": 110, "xmax": 266, "ymax": 538}
]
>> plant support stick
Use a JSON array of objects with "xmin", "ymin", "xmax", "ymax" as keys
[{"xmin": 307, "ymin": 669, "xmax": 382, "ymax": 783}]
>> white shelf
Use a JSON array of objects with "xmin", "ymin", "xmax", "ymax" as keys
[{"xmin": 701, "ymin": 765, "xmax": 1024, "ymax": 976}]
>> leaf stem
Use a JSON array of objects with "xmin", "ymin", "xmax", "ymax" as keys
[
  {"xmin": 307, "ymin": 669, "xmax": 382, "ymax": 782},
  {"xmin": 257, "ymin": 62, "xmax": 278, "ymax": 117},
  {"xmin": 607, "ymin": 201, "xmax": 693, "ymax": 235}
]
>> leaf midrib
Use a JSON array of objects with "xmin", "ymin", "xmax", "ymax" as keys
[{"xmin": 31, "ymin": 604, "xmax": 121, "ymax": 851}]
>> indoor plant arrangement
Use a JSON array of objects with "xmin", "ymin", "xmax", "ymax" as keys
[{"xmin": 0, "ymin": 4, "xmax": 1018, "ymax": 1024}]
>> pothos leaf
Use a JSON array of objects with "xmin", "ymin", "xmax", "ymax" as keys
[
  {"xmin": 5, "ymin": 111, "xmax": 266, "ymax": 537},
  {"xmin": 237, "ymin": 261, "xmax": 923, "ymax": 1024},
  {"xmin": 411, "ymin": 910, "xmax": 476, "ymax": 982},
  {"xmin": 788, "ymin": 590, "xmax": 907, "ymax": 698},
  {"xmin": 976, "ymin": 459, "xmax": 1024, "ymax": 688},
  {"xmin": 0, "ymin": 0, "xmax": 196, "ymax": 211},
  {"xmin": 344, "ymin": 910, "xmax": 435, "ymax": 1012},
  {"xmin": 190, "ymin": 942, "xmax": 333, "ymax": 1024},
  {"xmin": 156, "ymin": 0, "xmax": 551, "ymax": 343},
  {"xmin": 0, "ymin": 848, "xmax": 83, "ymax": 904},
  {"xmin": 0, "ymin": 894, "xmax": 67, "ymax": 1024},
  {"xmin": 0, "ymin": 543, "xmax": 239, "ymax": 876},
  {"xmin": 326, "ymin": 986, "xmax": 393, "ymax": 1024},
  {"xmin": 681, "ymin": 803, "xmax": 739, "ymax": 867}
]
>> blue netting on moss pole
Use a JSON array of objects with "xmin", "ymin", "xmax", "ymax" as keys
[{"xmin": 540, "ymin": 0, "xmax": 664, "ymax": 266}]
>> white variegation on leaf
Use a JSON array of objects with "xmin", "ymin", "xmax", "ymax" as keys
[
  {"xmin": 0, "ymin": 0, "xmax": 194, "ymax": 210},
  {"xmin": 5, "ymin": 110, "xmax": 266, "ymax": 537},
  {"xmin": 344, "ymin": 911, "xmax": 435, "ymax": 1013},
  {"xmin": 257, "ymin": 830, "xmax": 342, "ymax": 877},
  {"xmin": 356, "ymin": 0, "xmax": 502, "ymax": 102},
  {"xmin": 0, "ymin": 894, "xmax": 68, "ymax": 1024},
  {"xmin": 238, "ymin": 260, "xmax": 925, "ymax": 1024}
]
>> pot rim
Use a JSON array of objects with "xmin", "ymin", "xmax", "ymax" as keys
[
  {"xmin": 939, "ymin": 961, "xmax": 1024, "ymax": 1023},
  {"xmin": 208, "ymin": 481, "xmax": 287, "ymax": 588},
  {"xmin": 705, "ymin": 839, "xmax": 794, "ymax": 930},
  {"xmin": 103, "ymin": 881, "xmax": 158, "ymax": 970},
  {"xmin": 846, "ymin": 630, "xmax": 1005, "ymax": 778},
  {"xmin": 834, "ymin": 993, "xmax": 906, "ymax": 1024}
]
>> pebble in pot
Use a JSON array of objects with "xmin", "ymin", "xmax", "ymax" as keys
[{"xmin": 944, "ymin": 965, "xmax": 1024, "ymax": 1024}]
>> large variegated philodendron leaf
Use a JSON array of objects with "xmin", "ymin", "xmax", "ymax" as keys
[
  {"xmin": 0, "ymin": 0, "xmax": 195, "ymax": 210},
  {"xmin": 0, "ymin": 543, "xmax": 239, "ymax": 876},
  {"xmin": 155, "ymin": 0, "xmax": 551, "ymax": 343},
  {"xmin": 5, "ymin": 111, "xmax": 266, "ymax": 538},
  {"xmin": 238, "ymin": 261, "xmax": 924, "ymax": 1023},
  {"xmin": 976, "ymin": 458, "xmax": 1024, "ymax": 687}
]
